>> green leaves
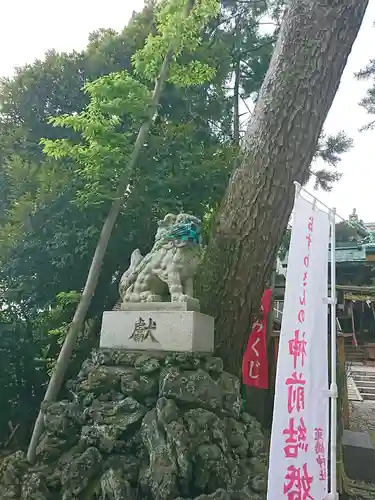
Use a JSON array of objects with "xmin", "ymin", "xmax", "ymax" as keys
[
  {"xmin": 40, "ymin": 0, "xmax": 221, "ymax": 206},
  {"xmin": 133, "ymin": 0, "xmax": 220, "ymax": 85},
  {"xmin": 312, "ymin": 131, "xmax": 353, "ymax": 191},
  {"xmin": 40, "ymin": 71, "xmax": 152, "ymax": 205},
  {"xmin": 168, "ymin": 60, "xmax": 216, "ymax": 86},
  {"xmin": 356, "ymin": 50, "xmax": 375, "ymax": 130}
]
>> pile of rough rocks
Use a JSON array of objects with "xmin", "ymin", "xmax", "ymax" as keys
[{"xmin": 0, "ymin": 350, "xmax": 268, "ymax": 499}]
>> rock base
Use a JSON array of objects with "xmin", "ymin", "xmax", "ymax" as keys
[{"xmin": 0, "ymin": 349, "xmax": 267, "ymax": 500}]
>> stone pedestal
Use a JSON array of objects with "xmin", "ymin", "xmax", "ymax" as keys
[
  {"xmin": 100, "ymin": 309, "xmax": 214, "ymax": 353},
  {"xmin": 342, "ymin": 430, "xmax": 375, "ymax": 483},
  {"xmin": 119, "ymin": 298, "xmax": 200, "ymax": 312}
]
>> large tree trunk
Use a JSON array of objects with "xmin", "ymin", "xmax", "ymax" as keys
[{"xmin": 198, "ymin": 0, "xmax": 368, "ymax": 376}]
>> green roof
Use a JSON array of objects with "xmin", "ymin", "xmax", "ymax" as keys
[
  {"xmin": 282, "ymin": 244, "xmax": 367, "ymax": 266},
  {"xmin": 333, "ymin": 246, "xmax": 366, "ymax": 263}
]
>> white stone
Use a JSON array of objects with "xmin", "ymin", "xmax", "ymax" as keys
[
  {"xmin": 100, "ymin": 310, "xmax": 214, "ymax": 352},
  {"xmin": 119, "ymin": 299, "xmax": 200, "ymax": 312}
]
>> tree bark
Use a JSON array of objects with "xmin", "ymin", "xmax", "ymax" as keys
[
  {"xmin": 233, "ymin": 57, "xmax": 241, "ymax": 145},
  {"xmin": 198, "ymin": 0, "xmax": 369, "ymax": 376},
  {"xmin": 26, "ymin": 0, "xmax": 195, "ymax": 464}
]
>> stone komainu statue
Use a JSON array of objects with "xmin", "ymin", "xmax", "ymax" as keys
[{"xmin": 119, "ymin": 213, "xmax": 202, "ymax": 305}]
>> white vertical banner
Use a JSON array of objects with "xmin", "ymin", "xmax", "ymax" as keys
[{"xmin": 267, "ymin": 191, "xmax": 330, "ymax": 500}]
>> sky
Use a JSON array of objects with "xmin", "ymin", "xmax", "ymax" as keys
[{"xmin": 1, "ymin": 0, "xmax": 375, "ymax": 221}]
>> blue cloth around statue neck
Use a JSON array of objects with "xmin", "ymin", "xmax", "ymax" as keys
[{"xmin": 165, "ymin": 221, "xmax": 201, "ymax": 244}]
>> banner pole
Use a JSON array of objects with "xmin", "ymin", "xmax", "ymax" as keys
[
  {"xmin": 328, "ymin": 208, "xmax": 338, "ymax": 500},
  {"xmin": 293, "ymin": 181, "xmax": 302, "ymax": 200}
]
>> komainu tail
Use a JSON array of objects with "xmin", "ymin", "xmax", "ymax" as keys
[{"xmin": 119, "ymin": 249, "xmax": 143, "ymax": 300}]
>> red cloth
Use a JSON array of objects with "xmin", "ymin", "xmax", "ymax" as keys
[{"xmin": 242, "ymin": 289, "xmax": 271, "ymax": 389}]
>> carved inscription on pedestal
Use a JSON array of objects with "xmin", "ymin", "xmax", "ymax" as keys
[{"xmin": 129, "ymin": 317, "xmax": 159, "ymax": 343}]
